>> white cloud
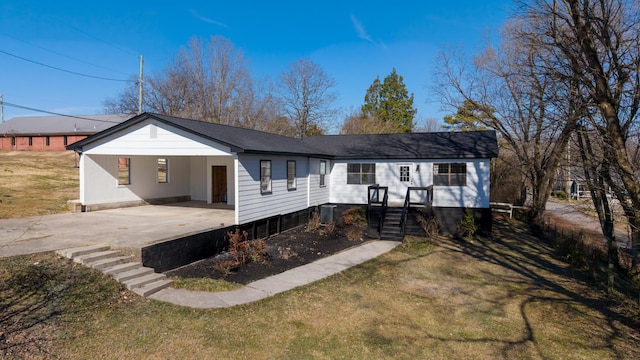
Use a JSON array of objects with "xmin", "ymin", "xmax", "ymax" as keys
[
  {"xmin": 189, "ymin": 9, "xmax": 229, "ymax": 29},
  {"xmin": 350, "ymin": 14, "xmax": 373, "ymax": 43}
]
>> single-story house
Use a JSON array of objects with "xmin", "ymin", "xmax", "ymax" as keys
[
  {"xmin": 67, "ymin": 112, "xmax": 498, "ymax": 236},
  {"xmin": 0, "ymin": 114, "xmax": 131, "ymax": 151}
]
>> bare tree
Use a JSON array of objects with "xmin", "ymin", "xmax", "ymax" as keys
[
  {"xmin": 520, "ymin": 0, "xmax": 640, "ymax": 270},
  {"xmin": 340, "ymin": 109, "xmax": 402, "ymax": 134},
  {"xmin": 277, "ymin": 58, "xmax": 338, "ymax": 139},
  {"xmin": 104, "ymin": 36, "xmax": 284, "ymax": 131},
  {"xmin": 434, "ymin": 20, "xmax": 579, "ymax": 221}
]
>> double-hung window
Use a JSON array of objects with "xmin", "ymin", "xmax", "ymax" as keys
[
  {"xmin": 118, "ymin": 157, "xmax": 131, "ymax": 185},
  {"xmin": 319, "ymin": 160, "xmax": 327, "ymax": 187},
  {"xmin": 347, "ymin": 163, "xmax": 376, "ymax": 185},
  {"xmin": 287, "ymin": 160, "xmax": 297, "ymax": 190},
  {"xmin": 433, "ymin": 163, "xmax": 467, "ymax": 186},
  {"xmin": 157, "ymin": 158, "xmax": 168, "ymax": 183},
  {"xmin": 260, "ymin": 160, "xmax": 272, "ymax": 194}
]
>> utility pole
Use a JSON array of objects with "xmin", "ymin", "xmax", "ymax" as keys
[
  {"xmin": 1, "ymin": 94, "xmax": 4, "ymax": 123},
  {"xmin": 138, "ymin": 55, "xmax": 144, "ymax": 115}
]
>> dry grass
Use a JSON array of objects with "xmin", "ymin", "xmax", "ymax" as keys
[
  {"xmin": 0, "ymin": 151, "xmax": 78, "ymax": 219},
  {"xmin": 2, "ymin": 220, "xmax": 639, "ymax": 359}
]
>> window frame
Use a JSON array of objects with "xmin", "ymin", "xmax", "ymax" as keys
[
  {"xmin": 11, "ymin": 137, "xmax": 15, "ymax": 146},
  {"xmin": 45, "ymin": 136, "xmax": 50, "ymax": 147},
  {"xmin": 287, "ymin": 160, "xmax": 297, "ymax": 190},
  {"xmin": 347, "ymin": 163, "xmax": 376, "ymax": 185},
  {"xmin": 28, "ymin": 136, "xmax": 33, "ymax": 146},
  {"xmin": 157, "ymin": 158, "xmax": 168, "ymax": 184},
  {"xmin": 399, "ymin": 165, "xmax": 410, "ymax": 182},
  {"xmin": 118, "ymin": 157, "xmax": 131, "ymax": 186},
  {"xmin": 260, "ymin": 160, "xmax": 272, "ymax": 194},
  {"xmin": 433, "ymin": 163, "xmax": 467, "ymax": 186},
  {"xmin": 63, "ymin": 135, "xmax": 68, "ymax": 146},
  {"xmin": 319, "ymin": 160, "xmax": 327, "ymax": 187}
]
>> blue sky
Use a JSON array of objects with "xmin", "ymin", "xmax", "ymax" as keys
[{"xmin": 0, "ymin": 1, "xmax": 512, "ymax": 128}]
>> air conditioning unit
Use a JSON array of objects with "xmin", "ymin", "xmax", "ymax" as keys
[{"xmin": 320, "ymin": 204, "xmax": 337, "ymax": 224}]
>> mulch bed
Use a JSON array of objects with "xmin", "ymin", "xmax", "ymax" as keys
[{"xmin": 165, "ymin": 225, "xmax": 377, "ymax": 285}]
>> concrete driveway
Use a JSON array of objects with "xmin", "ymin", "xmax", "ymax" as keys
[{"xmin": 0, "ymin": 202, "xmax": 235, "ymax": 258}]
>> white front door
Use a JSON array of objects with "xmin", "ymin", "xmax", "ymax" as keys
[{"xmin": 397, "ymin": 164, "xmax": 413, "ymax": 202}]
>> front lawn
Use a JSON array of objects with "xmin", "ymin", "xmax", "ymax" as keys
[{"xmin": 1, "ymin": 219, "xmax": 638, "ymax": 359}]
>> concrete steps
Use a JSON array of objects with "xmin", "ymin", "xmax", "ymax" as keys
[{"xmin": 56, "ymin": 245, "xmax": 172, "ymax": 298}]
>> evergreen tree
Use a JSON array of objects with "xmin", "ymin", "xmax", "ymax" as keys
[
  {"xmin": 361, "ymin": 68, "xmax": 416, "ymax": 132},
  {"xmin": 442, "ymin": 99, "xmax": 491, "ymax": 131}
]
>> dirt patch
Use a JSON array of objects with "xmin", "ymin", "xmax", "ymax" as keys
[{"xmin": 166, "ymin": 225, "xmax": 376, "ymax": 285}]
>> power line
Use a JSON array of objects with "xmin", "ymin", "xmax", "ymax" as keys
[
  {"xmin": 0, "ymin": 49, "xmax": 130, "ymax": 82},
  {"xmin": 0, "ymin": 101, "xmax": 127, "ymax": 123},
  {"xmin": 0, "ymin": 32, "xmax": 131, "ymax": 76},
  {"xmin": 67, "ymin": 23, "xmax": 138, "ymax": 57}
]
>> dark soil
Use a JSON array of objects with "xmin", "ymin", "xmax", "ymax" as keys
[{"xmin": 166, "ymin": 225, "xmax": 376, "ymax": 285}]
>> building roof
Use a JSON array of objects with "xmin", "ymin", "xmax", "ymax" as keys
[
  {"xmin": 68, "ymin": 113, "xmax": 331, "ymax": 157},
  {"xmin": 0, "ymin": 114, "xmax": 132, "ymax": 136},
  {"xmin": 68, "ymin": 112, "xmax": 499, "ymax": 160},
  {"xmin": 303, "ymin": 131, "xmax": 499, "ymax": 159}
]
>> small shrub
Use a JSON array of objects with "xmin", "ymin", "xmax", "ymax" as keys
[
  {"xmin": 213, "ymin": 259, "xmax": 239, "ymax": 275},
  {"xmin": 416, "ymin": 211, "xmax": 439, "ymax": 238},
  {"xmin": 222, "ymin": 229, "xmax": 268, "ymax": 273},
  {"xmin": 307, "ymin": 211, "xmax": 321, "ymax": 232},
  {"xmin": 324, "ymin": 221, "xmax": 338, "ymax": 237},
  {"xmin": 553, "ymin": 190, "xmax": 567, "ymax": 199},
  {"xmin": 458, "ymin": 208, "xmax": 478, "ymax": 238},
  {"xmin": 344, "ymin": 226, "xmax": 363, "ymax": 241},
  {"xmin": 341, "ymin": 207, "xmax": 367, "ymax": 227}
]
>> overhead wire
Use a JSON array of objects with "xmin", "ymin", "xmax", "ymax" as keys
[
  {"xmin": 0, "ymin": 49, "xmax": 130, "ymax": 82},
  {"xmin": 0, "ymin": 101, "xmax": 128, "ymax": 123},
  {"xmin": 0, "ymin": 32, "xmax": 131, "ymax": 76}
]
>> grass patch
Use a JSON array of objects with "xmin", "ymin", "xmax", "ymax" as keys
[
  {"xmin": 0, "ymin": 151, "xmax": 78, "ymax": 219},
  {"xmin": 2, "ymin": 220, "xmax": 639, "ymax": 359},
  {"xmin": 171, "ymin": 277, "xmax": 243, "ymax": 292}
]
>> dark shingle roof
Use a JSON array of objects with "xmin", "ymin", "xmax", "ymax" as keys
[
  {"xmin": 0, "ymin": 114, "xmax": 131, "ymax": 136},
  {"xmin": 68, "ymin": 113, "xmax": 498, "ymax": 160},
  {"xmin": 68, "ymin": 113, "xmax": 330, "ymax": 157},
  {"xmin": 302, "ymin": 131, "xmax": 499, "ymax": 159}
]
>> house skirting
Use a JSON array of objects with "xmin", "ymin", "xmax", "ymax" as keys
[
  {"xmin": 141, "ymin": 206, "xmax": 316, "ymax": 272},
  {"xmin": 432, "ymin": 207, "xmax": 492, "ymax": 236}
]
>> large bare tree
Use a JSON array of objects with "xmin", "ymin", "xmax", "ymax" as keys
[
  {"xmin": 277, "ymin": 58, "xmax": 338, "ymax": 139},
  {"xmin": 434, "ymin": 20, "xmax": 579, "ymax": 221},
  {"xmin": 104, "ymin": 36, "xmax": 285, "ymax": 132},
  {"xmin": 519, "ymin": 0, "xmax": 640, "ymax": 269}
]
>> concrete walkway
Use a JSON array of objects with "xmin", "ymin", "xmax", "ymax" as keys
[{"xmin": 148, "ymin": 240, "xmax": 401, "ymax": 308}]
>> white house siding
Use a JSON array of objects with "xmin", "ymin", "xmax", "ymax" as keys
[
  {"xmin": 329, "ymin": 159, "xmax": 491, "ymax": 208},
  {"xmin": 81, "ymin": 154, "xmax": 191, "ymax": 205},
  {"xmin": 308, "ymin": 158, "xmax": 330, "ymax": 207},
  {"xmin": 189, "ymin": 157, "xmax": 207, "ymax": 201},
  {"xmin": 82, "ymin": 119, "xmax": 232, "ymax": 156},
  {"xmin": 236, "ymin": 154, "xmax": 311, "ymax": 224},
  {"xmin": 432, "ymin": 159, "xmax": 491, "ymax": 208},
  {"xmin": 329, "ymin": 160, "xmax": 431, "ymax": 204}
]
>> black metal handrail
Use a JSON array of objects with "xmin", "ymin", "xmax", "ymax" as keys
[
  {"xmin": 367, "ymin": 184, "xmax": 389, "ymax": 236},
  {"xmin": 400, "ymin": 186, "xmax": 433, "ymax": 235}
]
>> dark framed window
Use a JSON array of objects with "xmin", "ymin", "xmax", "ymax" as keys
[
  {"xmin": 287, "ymin": 160, "xmax": 296, "ymax": 190},
  {"xmin": 28, "ymin": 136, "xmax": 33, "ymax": 146},
  {"xmin": 63, "ymin": 135, "xmax": 68, "ymax": 146},
  {"xmin": 118, "ymin": 157, "xmax": 131, "ymax": 185},
  {"xmin": 319, "ymin": 160, "xmax": 327, "ymax": 187},
  {"xmin": 433, "ymin": 163, "xmax": 467, "ymax": 186},
  {"xmin": 11, "ymin": 137, "xmax": 15, "ymax": 146},
  {"xmin": 400, "ymin": 165, "xmax": 410, "ymax": 182},
  {"xmin": 347, "ymin": 163, "xmax": 376, "ymax": 185},
  {"xmin": 157, "ymin": 158, "xmax": 168, "ymax": 183},
  {"xmin": 45, "ymin": 136, "xmax": 50, "ymax": 146},
  {"xmin": 260, "ymin": 160, "xmax": 272, "ymax": 194}
]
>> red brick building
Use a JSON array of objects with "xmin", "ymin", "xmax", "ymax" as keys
[{"xmin": 0, "ymin": 114, "xmax": 131, "ymax": 151}]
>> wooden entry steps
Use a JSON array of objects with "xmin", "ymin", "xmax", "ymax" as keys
[{"xmin": 56, "ymin": 244, "xmax": 173, "ymax": 297}]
